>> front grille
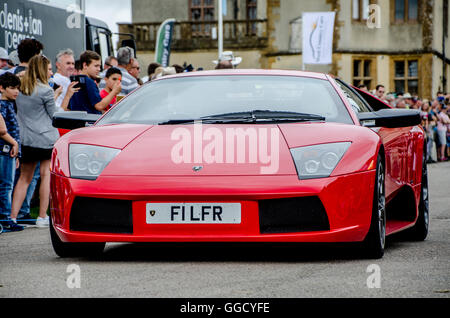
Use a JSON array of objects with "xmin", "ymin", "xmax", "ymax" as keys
[
  {"xmin": 70, "ymin": 197, "xmax": 133, "ymax": 234},
  {"xmin": 258, "ymin": 196, "xmax": 330, "ymax": 234}
]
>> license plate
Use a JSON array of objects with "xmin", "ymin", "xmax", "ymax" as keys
[{"xmin": 146, "ymin": 203, "xmax": 241, "ymax": 224}]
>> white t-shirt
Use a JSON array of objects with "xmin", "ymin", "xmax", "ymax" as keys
[{"xmin": 53, "ymin": 73, "xmax": 71, "ymax": 108}]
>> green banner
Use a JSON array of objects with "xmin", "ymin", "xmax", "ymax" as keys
[{"xmin": 155, "ymin": 18, "xmax": 176, "ymax": 67}]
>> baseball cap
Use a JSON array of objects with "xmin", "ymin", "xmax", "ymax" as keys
[
  {"xmin": 0, "ymin": 47, "xmax": 9, "ymax": 60},
  {"xmin": 8, "ymin": 50, "xmax": 19, "ymax": 66}
]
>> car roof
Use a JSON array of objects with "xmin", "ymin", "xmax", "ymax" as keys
[{"xmin": 153, "ymin": 69, "xmax": 330, "ymax": 81}]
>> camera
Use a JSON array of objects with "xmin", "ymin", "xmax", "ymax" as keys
[
  {"xmin": 52, "ymin": 82, "xmax": 60, "ymax": 91},
  {"xmin": 70, "ymin": 75, "xmax": 87, "ymax": 89}
]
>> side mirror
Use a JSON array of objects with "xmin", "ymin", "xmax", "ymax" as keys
[
  {"xmin": 357, "ymin": 109, "xmax": 421, "ymax": 128},
  {"xmin": 53, "ymin": 111, "xmax": 101, "ymax": 130}
]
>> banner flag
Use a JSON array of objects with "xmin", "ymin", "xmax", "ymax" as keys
[
  {"xmin": 155, "ymin": 18, "xmax": 176, "ymax": 67},
  {"xmin": 302, "ymin": 12, "xmax": 335, "ymax": 65}
]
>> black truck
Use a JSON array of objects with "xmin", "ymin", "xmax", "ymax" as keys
[{"xmin": 0, "ymin": 0, "xmax": 115, "ymax": 65}]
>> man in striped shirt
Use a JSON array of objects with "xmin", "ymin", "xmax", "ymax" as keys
[{"xmin": 99, "ymin": 47, "xmax": 139, "ymax": 96}]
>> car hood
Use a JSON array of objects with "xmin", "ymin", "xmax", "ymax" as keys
[
  {"xmin": 102, "ymin": 124, "xmax": 296, "ymax": 176},
  {"xmin": 60, "ymin": 124, "xmax": 152, "ymax": 149},
  {"xmin": 56, "ymin": 122, "xmax": 380, "ymax": 178}
]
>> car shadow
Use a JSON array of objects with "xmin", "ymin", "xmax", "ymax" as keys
[{"xmin": 84, "ymin": 239, "xmax": 403, "ymax": 262}]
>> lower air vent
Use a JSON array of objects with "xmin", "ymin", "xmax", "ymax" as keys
[
  {"xmin": 259, "ymin": 196, "xmax": 330, "ymax": 234},
  {"xmin": 70, "ymin": 197, "xmax": 133, "ymax": 234}
]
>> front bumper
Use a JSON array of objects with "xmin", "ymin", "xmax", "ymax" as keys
[{"xmin": 50, "ymin": 171, "xmax": 375, "ymax": 243}]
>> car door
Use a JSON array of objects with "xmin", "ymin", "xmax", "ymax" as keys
[{"xmin": 333, "ymin": 80, "xmax": 407, "ymax": 200}]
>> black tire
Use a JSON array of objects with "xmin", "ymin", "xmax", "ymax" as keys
[
  {"xmin": 50, "ymin": 217, "xmax": 105, "ymax": 258},
  {"xmin": 405, "ymin": 144, "xmax": 429, "ymax": 241},
  {"xmin": 362, "ymin": 154, "xmax": 386, "ymax": 259}
]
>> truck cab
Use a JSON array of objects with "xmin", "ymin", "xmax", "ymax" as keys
[{"xmin": 85, "ymin": 17, "xmax": 114, "ymax": 67}]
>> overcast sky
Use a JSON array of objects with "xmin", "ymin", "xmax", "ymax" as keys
[{"xmin": 85, "ymin": 0, "xmax": 132, "ymax": 34}]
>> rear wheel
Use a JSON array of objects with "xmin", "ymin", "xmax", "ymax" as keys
[
  {"xmin": 50, "ymin": 217, "xmax": 105, "ymax": 258},
  {"xmin": 362, "ymin": 154, "xmax": 386, "ymax": 259}
]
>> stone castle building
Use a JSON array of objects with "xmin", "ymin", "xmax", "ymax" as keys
[{"xmin": 119, "ymin": 0, "xmax": 450, "ymax": 98}]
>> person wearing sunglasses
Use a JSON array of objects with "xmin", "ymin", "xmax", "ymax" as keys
[
  {"xmin": 127, "ymin": 58, "xmax": 141, "ymax": 85},
  {"xmin": 104, "ymin": 56, "xmax": 118, "ymax": 71}
]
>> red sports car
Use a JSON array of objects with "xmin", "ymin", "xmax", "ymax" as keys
[{"xmin": 50, "ymin": 70, "xmax": 428, "ymax": 259}]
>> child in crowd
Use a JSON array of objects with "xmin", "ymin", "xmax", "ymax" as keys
[
  {"xmin": 100, "ymin": 67, "xmax": 122, "ymax": 112},
  {"xmin": 69, "ymin": 51, "xmax": 121, "ymax": 114},
  {"xmin": 0, "ymin": 72, "xmax": 24, "ymax": 231}
]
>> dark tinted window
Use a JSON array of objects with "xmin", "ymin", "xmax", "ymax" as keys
[{"xmin": 335, "ymin": 80, "xmax": 372, "ymax": 113}]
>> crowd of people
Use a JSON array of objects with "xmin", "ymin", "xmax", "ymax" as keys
[
  {"xmin": 0, "ymin": 38, "xmax": 447, "ymax": 233},
  {"xmin": 359, "ymin": 83, "xmax": 450, "ymax": 163},
  {"xmin": 0, "ymin": 37, "xmax": 214, "ymax": 233},
  {"xmin": 0, "ymin": 39, "xmax": 135, "ymax": 232},
  {"xmin": 0, "ymin": 33, "xmax": 235, "ymax": 233}
]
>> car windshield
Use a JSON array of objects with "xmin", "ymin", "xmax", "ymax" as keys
[{"xmin": 97, "ymin": 75, "xmax": 353, "ymax": 125}]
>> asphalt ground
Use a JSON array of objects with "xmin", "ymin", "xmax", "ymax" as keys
[{"xmin": 0, "ymin": 162, "xmax": 449, "ymax": 299}]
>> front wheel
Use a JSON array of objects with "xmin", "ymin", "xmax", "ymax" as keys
[
  {"xmin": 50, "ymin": 217, "xmax": 105, "ymax": 258},
  {"xmin": 362, "ymin": 154, "xmax": 386, "ymax": 259}
]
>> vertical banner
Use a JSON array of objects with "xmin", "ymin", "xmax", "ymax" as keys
[
  {"xmin": 302, "ymin": 12, "xmax": 335, "ymax": 65},
  {"xmin": 155, "ymin": 18, "xmax": 176, "ymax": 67}
]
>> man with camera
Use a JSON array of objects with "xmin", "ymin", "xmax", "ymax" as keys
[
  {"xmin": 53, "ymin": 49, "xmax": 77, "ymax": 109},
  {"xmin": 69, "ymin": 51, "xmax": 121, "ymax": 114}
]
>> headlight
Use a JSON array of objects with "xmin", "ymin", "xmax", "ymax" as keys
[
  {"xmin": 69, "ymin": 144, "xmax": 120, "ymax": 180},
  {"xmin": 290, "ymin": 142, "xmax": 351, "ymax": 180}
]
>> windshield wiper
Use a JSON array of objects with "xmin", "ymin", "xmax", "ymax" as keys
[
  {"xmin": 200, "ymin": 110, "xmax": 326, "ymax": 123},
  {"xmin": 158, "ymin": 111, "xmax": 257, "ymax": 125},
  {"xmin": 158, "ymin": 116, "xmax": 254, "ymax": 125},
  {"xmin": 158, "ymin": 110, "xmax": 325, "ymax": 125},
  {"xmin": 250, "ymin": 110, "xmax": 325, "ymax": 121}
]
